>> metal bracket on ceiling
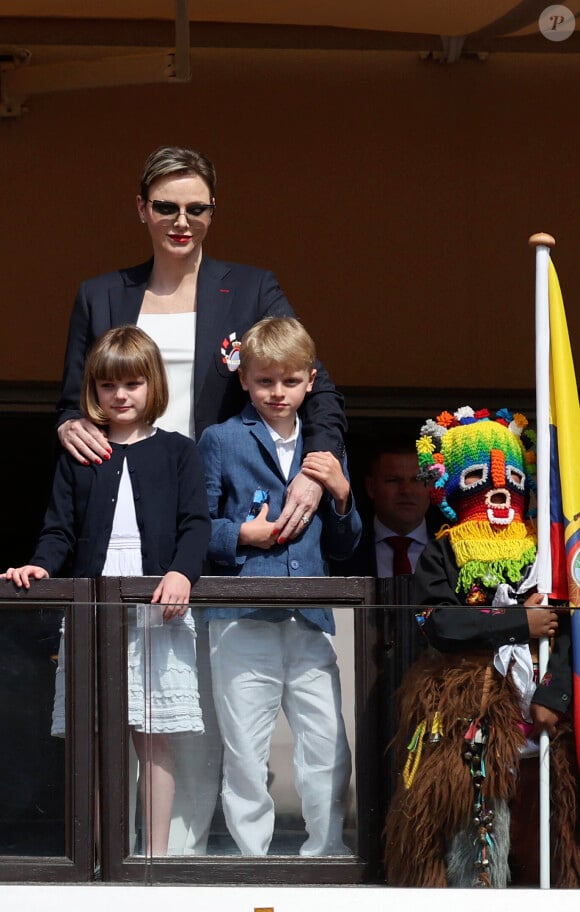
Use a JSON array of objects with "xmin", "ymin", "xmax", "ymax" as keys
[
  {"xmin": 173, "ymin": 0, "xmax": 191, "ymax": 82},
  {"xmin": 419, "ymin": 35, "xmax": 489, "ymax": 64},
  {"xmin": 0, "ymin": 49, "xmax": 31, "ymax": 118},
  {"xmin": 440, "ymin": 35, "xmax": 466, "ymax": 63},
  {"xmin": 0, "ymin": 0, "xmax": 191, "ymax": 118}
]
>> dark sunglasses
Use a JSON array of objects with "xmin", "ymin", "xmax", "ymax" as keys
[{"xmin": 148, "ymin": 199, "xmax": 215, "ymax": 221}]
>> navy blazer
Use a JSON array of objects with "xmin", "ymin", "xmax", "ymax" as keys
[
  {"xmin": 30, "ymin": 430, "xmax": 210, "ymax": 583},
  {"xmin": 57, "ymin": 256, "xmax": 347, "ymax": 455},
  {"xmin": 198, "ymin": 404, "xmax": 362, "ymax": 634}
]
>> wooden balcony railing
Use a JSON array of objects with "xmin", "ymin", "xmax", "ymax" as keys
[{"xmin": 0, "ymin": 575, "xmax": 390, "ymax": 886}]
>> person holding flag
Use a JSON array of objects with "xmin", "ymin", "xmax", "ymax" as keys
[{"xmin": 383, "ymin": 405, "xmax": 580, "ymax": 888}]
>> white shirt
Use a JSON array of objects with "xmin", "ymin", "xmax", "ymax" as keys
[
  {"xmin": 137, "ymin": 312, "xmax": 196, "ymax": 438},
  {"xmin": 373, "ymin": 517, "xmax": 429, "ymax": 577},
  {"xmin": 263, "ymin": 417, "xmax": 300, "ymax": 480}
]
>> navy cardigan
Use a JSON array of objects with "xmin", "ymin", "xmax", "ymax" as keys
[{"xmin": 30, "ymin": 429, "xmax": 210, "ymax": 583}]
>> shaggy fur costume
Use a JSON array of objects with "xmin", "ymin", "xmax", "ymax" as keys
[{"xmin": 384, "ymin": 651, "xmax": 580, "ymax": 887}]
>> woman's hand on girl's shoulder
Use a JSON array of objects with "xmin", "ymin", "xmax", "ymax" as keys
[{"xmin": 58, "ymin": 418, "xmax": 112, "ymax": 465}]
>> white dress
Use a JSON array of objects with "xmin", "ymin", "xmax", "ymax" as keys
[
  {"xmin": 52, "ymin": 453, "xmax": 204, "ymax": 736},
  {"xmin": 137, "ymin": 313, "xmax": 196, "ymax": 438}
]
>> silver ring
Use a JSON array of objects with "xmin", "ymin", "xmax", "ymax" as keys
[{"xmin": 301, "ymin": 515, "xmax": 310, "ymax": 525}]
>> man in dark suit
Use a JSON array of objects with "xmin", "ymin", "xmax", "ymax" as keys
[
  {"xmin": 336, "ymin": 440, "xmax": 436, "ymax": 840},
  {"xmin": 340, "ymin": 440, "xmax": 434, "ymax": 578}
]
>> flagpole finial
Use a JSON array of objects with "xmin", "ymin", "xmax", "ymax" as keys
[{"xmin": 529, "ymin": 232, "xmax": 555, "ymax": 248}]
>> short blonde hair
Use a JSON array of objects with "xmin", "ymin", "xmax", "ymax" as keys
[
  {"xmin": 81, "ymin": 326, "xmax": 169, "ymax": 426},
  {"xmin": 140, "ymin": 146, "xmax": 216, "ymax": 200},
  {"xmin": 240, "ymin": 317, "xmax": 316, "ymax": 373}
]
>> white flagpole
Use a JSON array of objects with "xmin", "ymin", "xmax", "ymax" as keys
[{"xmin": 529, "ymin": 231, "xmax": 556, "ymax": 889}]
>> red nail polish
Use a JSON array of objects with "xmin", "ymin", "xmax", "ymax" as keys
[
  {"xmin": 278, "ymin": 537, "xmax": 286, "ymax": 544},
  {"xmin": 272, "ymin": 528, "xmax": 280, "ymax": 536},
  {"xmin": 104, "ymin": 453, "xmax": 111, "ymax": 460},
  {"xmin": 95, "ymin": 458, "xmax": 102, "ymax": 465},
  {"xmin": 83, "ymin": 459, "xmax": 90, "ymax": 466}
]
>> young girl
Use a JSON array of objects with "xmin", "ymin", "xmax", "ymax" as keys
[{"xmin": 1, "ymin": 326, "xmax": 211, "ymax": 856}]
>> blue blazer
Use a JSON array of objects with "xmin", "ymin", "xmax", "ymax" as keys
[
  {"xmin": 198, "ymin": 404, "xmax": 362, "ymax": 634},
  {"xmin": 57, "ymin": 256, "xmax": 346, "ymax": 455}
]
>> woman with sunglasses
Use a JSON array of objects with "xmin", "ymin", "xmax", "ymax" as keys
[
  {"xmin": 54, "ymin": 145, "xmax": 347, "ymax": 855},
  {"xmin": 57, "ymin": 146, "xmax": 346, "ymax": 539}
]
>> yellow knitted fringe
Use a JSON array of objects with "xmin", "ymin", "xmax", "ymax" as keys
[{"xmin": 442, "ymin": 520, "xmax": 536, "ymax": 567}]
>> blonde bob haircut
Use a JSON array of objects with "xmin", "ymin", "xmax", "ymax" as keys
[
  {"xmin": 81, "ymin": 326, "xmax": 169, "ymax": 427},
  {"xmin": 240, "ymin": 317, "xmax": 316, "ymax": 374}
]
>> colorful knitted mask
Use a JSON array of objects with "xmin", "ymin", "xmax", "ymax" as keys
[
  {"xmin": 417, "ymin": 407, "xmax": 536, "ymax": 526},
  {"xmin": 417, "ymin": 407, "xmax": 537, "ymax": 595}
]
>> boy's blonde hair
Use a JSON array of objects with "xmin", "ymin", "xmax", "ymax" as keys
[
  {"xmin": 240, "ymin": 317, "xmax": 316, "ymax": 373},
  {"xmin": 81, "ymin": 326, "xmax": 169, "ymax": 426}
]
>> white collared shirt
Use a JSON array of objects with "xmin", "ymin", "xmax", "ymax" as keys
[
  {"xmin": 262, "ymin": 417, "xmax": 300, "ymax": 480},
  {"xmin": 373, "ymin": 517, "xmax": 429, "ymax": 577}
]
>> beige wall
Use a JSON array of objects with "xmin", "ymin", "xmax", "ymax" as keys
[{"xmin": 2, "ymin": 48, "xmax": 579, "ymax": 390}]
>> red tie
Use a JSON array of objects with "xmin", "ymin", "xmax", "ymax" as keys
[{"xmin": 386, "ymin": 536, "xmax": 412, "ymax": 576}]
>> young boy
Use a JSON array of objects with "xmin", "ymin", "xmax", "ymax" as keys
[{"xmin": 198, "ymin": 316, "xmax": 361, "ymax": 857}]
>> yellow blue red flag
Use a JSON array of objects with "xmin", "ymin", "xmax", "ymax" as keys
[{"xmin": 547, "ymin": 261, "xmax": 580, "ymax": 760}]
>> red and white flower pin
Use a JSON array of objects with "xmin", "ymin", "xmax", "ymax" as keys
[{"xmin": 221, "ymin": 332, "xmax": 241, "ymax": 372}]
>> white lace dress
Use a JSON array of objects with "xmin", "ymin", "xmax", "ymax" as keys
[{"xmin": 51, "ymin": 452, "xmax": 204, "ymax": 736}]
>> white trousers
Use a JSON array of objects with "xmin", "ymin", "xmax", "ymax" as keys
[
  {"xmin": 209, "ymin": 615, "xmax": 352, "ymax": 856},
  {"xmin": 167, "ymin": 616, "xmax": 223, "ymax": 854}
]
